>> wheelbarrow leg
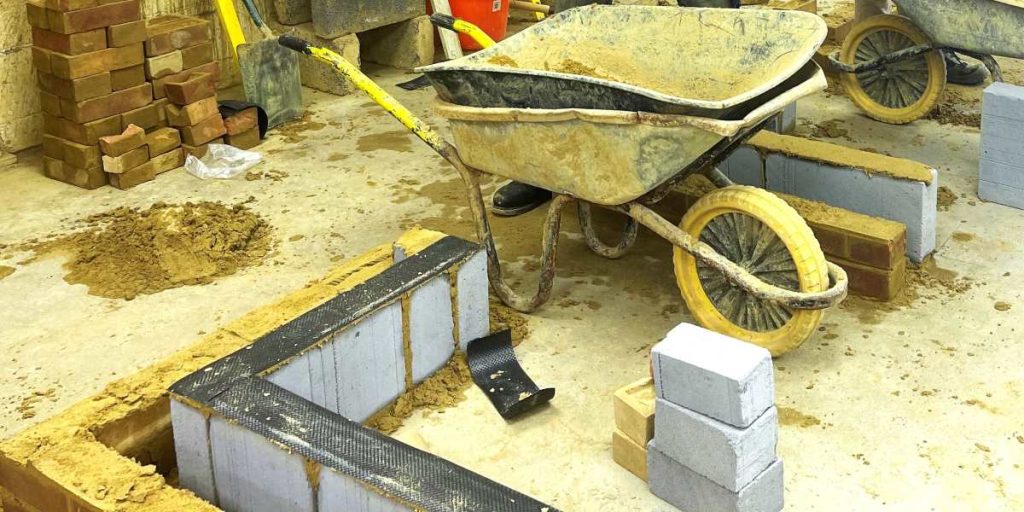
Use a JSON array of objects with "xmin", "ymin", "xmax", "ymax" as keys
[
  {"xmin": 577, "ymin": 202, "xmax": 638, "ymax": 260},
  {"xmin": 957, "ymin": 50, "xmax": 1003, "ymax": 82}
]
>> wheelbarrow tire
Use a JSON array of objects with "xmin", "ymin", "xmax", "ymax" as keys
[
  {"xmin": 839, "ymin": 15, "xmax": 946, "ymax": 125},
  {"xmin": 673, "ymin": 186, "xmax": 828, "ymax": 356}
]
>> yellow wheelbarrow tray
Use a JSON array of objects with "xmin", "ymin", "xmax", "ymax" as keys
[{"xmin": 277, "ymin": 34, "xmax": 848, "ymax": 355}]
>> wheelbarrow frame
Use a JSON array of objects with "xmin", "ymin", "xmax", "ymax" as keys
[{"xmin": 278, "ymin": 35, "xmax": 848, "ymax": 315}]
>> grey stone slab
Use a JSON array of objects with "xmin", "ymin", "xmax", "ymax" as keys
[
  {"xmin": 311, "ymin": 0, "xmax": 425, "ymax": 39},
  {"xmin": 979, "ymin": 180, "xmax": 1024, "ymax": 210},
  {"xmin": 456, "ymin": 250, "xmax": 489, "ymax": 351},
  {"xmin": 409, "ymin": 274, "xmax": 456, "ymax": 383},
  {"xmin": 655, "ymin": 399, "xmax": 778, "ymax": 492},
  {"xmin": 651, "ymin": 323, "xmax": 773, "ymax": 428},
  {"xmin": 273, "ymin": 0, "xmax": 311, "ymax": 25},
  {"xmin": 171, "ymin": 399, "xmax": 217, "ymax": 505},
  {"xmin": 648, "ymin": 441, "xmax": 784, "ymax": 512},
  {"xmin": 764, "ymin": 153, "xmax": 937, "ymax": 262}
]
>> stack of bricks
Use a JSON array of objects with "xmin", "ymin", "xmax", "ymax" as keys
[
  {"xmin": 97, "ymin": 123, "xmax": 183, "ymax": 190},
  {"xmin": 612, "ymin": 377, "xmax": 655, "ymax": 481},
  {"xmin": 27, "ymin": 0, "xmax": 152, "ymax": 189},
  {"xmin": 649, "ymin": 323, "xmax": 783, "ymax": 512},
  {"xmin": 144, "ymin": 15, "xmax": 223, "ymax": 158},
  {"xmin": 978, "ymin": 82, "xmax": 1024, "ymax": 210},
  {"xmin": 222, "ymin": 107, "xmax": 261, "ymax": 150}
]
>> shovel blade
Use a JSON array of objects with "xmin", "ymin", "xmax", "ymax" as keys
[{"xmin": 238, "ymin": 40, "xmax": 302, "ymax": 128}]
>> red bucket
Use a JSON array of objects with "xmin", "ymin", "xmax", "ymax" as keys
[{"xmin": 427, "ymin": 0, "xmax": 510, "ymax": 51}]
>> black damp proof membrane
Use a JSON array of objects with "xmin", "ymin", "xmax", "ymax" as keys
[
  {"xmin": 169, "ymin": 236, "xmax": 558, "ymax": 512},
  {"xmin": 467, "ymin": 329, "xmax": 555, "ymax": 420}
]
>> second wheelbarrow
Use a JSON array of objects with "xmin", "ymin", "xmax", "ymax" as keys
[{"xmin": 277, "ymin": 39, "xmax": 847, "ymax": 357}]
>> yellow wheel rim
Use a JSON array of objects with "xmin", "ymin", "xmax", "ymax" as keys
[
  {"xmin": 673, "ymin": 186, "xmax": 828, "ymax": 356},
  {"xmin": 840, "ymin": 15, "xmax": 946, "ymax": 125}
]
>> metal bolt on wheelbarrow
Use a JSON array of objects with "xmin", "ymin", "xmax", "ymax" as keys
[{"xmin": 277, "ymin": 8, "xmax": 848, "ymax": 356}]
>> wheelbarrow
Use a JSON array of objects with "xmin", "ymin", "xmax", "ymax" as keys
[
  {"xmin": 277, "ymin": 26, "xmax": 847, "ymax": 357},
  {"xmin": 829, "ymin": 0, "xmax": 1024, "ymax": 124}
]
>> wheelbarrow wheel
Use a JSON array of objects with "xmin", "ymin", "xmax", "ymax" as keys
[
  {"xmin": 840, "ymin": 15, "xmax": 946, "ymax": 125},
  {"xmin": 673, "ymin": 186, "xmax": 828, "ymax": 356}
]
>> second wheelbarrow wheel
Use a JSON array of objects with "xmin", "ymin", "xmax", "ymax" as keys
[
  {"xmin": 673, "ymin": 186, "xmax": 828, "ymax": 356},
  {"xmin": 839, "ymin": 14, "xmax": 946, "ymax": 125}
]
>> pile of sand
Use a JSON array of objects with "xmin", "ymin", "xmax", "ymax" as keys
[
  {"xmin": 36, "ymin": 201, "xmax": 272, "ymax": 300},
  {"xmin": 365, "ymin": 354, "xmax": 473, "ymax": 434}
]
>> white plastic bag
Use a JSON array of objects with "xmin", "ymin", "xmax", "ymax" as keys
[{"xmin": 185, "ymin": 143, "xmax": 262, "ymax": 179}]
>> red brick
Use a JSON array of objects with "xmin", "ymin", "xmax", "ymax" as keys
[
  {"xmin": 120, "ymin": 102, "xmax": 159, "ymax": 131},
  {"xmin": 43, "ymin": 112, "xmax": 122, "ymax": 145},
  {"xmin": 144, "ymin": 127, "xmax": 180, "ymax": 157},
  {"xmin": 153, "ymin": 98, "xmax": 169, "ymax": 123},
  {"xmin": 179, "ymin": 112, "xmax": 225, "ymax": 145},
  {"xmin": 163, "ymin": 71, "xmax": 215, "ymax": 105},
  {"xmin": 848, "ymin": 234, "xmax": 906, "ymax": 271},
  {"xmin": 145, "ymin": 51, "xmax": 182, "ymax": 79},
  {"xmin": 165, "ymin": 96, "xmax": 218, "ymax": 127},
  {"xmin": 43, "ymin": 157, "xmax": 107, "ymax": 189},
  {"xmin": 46, "ymin": 0, "xmax": 140, "ymax": 35},
  {"xmin": 108, "ymin": 160, "xmax": 155, "ymax": 189},
  {"xmin": 39, "ymin": 91, "xmax": 62, "ymax": 116},
  {"xmin": 144, "ymin": 15, "xmax": 210, "ymax": 56},
  {"xmin": 49, "ymin": 44, "xmax": 143, "ymax": 80},
  {"xmin": 60, "ymin": 83, "xmax": 152, "ymax": 123},
  {"xmin": 151, "ymin": 147, "xmax": 184, "ymax": 174},
  {"xmin": 42, "ymin": 135, "xmax": 64, "ymax": 159},
  {"xmin": 223, "ymin": 107, "xmax": 257, "ymax": 136},
  {"xmin": 38, "ymin": 72, "xmax": 111, "ymax": 101},
  {"xmin": 26, "ymin": 0, "xmax": 50, "ymax": 29},
  {"xmin": 45, "ymin": 0, "xmax": 97, "ymax": 12},
  {"xmin": 831, "ymin": 256, "xmax": 905, "ymax": 301},
  {"xmin": 110, "ymin": 65, "xmax": 145, "ymax": 90},
  {"xmin": 225, "ymin": 126, "xmax": 259, "ymax": 150},
  {"xmin": 31, "ymin": 27, "xmax": 106, "ymax": 55},
  {"xmin": 182, "ymin": 142, "xmax": 208, "ymax": 159},
  {"xmin": 32, "ymin": 47, "xmax": 52, "ymax": 74},
  {"xmin": 98, "ymin": 123, "xmax": 145, "ymax": 156},
  {"xmin": 106, "ymin": 20, "xmax": 147, "ymax": 47},
  {"xmin": 101, "ymin": 145, "xmax": 148, "ymax": 173},
  {"xmin": 151, "ymin": 61, "xmax": 219, "ymax": 99},
  {"xmin": 179, "ymin": 42, "xmax": 213, "ymax": 69},
  {"xmin": 44, "ymin": 135, "xmax": 102, "ymax": 169}
]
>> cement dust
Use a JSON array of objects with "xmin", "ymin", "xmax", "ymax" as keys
[
  {"xmin": 811, "ymin": 119, "xmax": 849, "ymax": 139},
  {"xmin": 841, "ymin": 257, "xmax": 972, "ymax": 321},
  {"xmin": 778, "ymin": 406, "xmax": 821, "ymax": 428},
  {"xmin": 490, "ymin": 297, "xmax": 531, "ymax": 346},
  {"xmin": 952, "ymin": 232, "xmax": 975, "ymax": 242},
  {"xmin": 356, "ymin": 130, "xmax": 414, "ymax": 153},
  {"xmin": 937, "ymin": 186, "xmax": 958, "ymax": 211},
  {"xmin": 487, "ymin": 55, "xmax": 519, "ymax": 67},
  {"xmin": 244, "ymin": 169, "xmax": 288, "ymax": 181},
  {"xmin": 33, "ymin": 202, "xmax": 272, "ymax": 300},
  {"xmin": 365, "ymin": 353, "xmax": 473, "ymax": 434},
  {"xmin": 0, "ymin": 265, "xmax": 13, "ymax": 280}
]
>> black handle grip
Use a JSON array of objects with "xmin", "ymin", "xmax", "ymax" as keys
[
  {"xmin": 429, "ymin": 13, "xmax": 457, "ymax": 31},
  {"xmin": 278, "ymin": 34, "xmax": 312, "ymax": 54}
]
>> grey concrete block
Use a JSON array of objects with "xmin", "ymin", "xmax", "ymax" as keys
[
  {"xmin": 332, "ymin": 302, "xmax": 405, "ymax": 421},
  {"xmin": 978, "ymin": 180, "xmax": 1024, "ymax": 210},
  {"xmin": 980, "ymin": 158, "xmax": 1024, "ymax": 189},
  {"xmin": 979, "ymin": 114, "xmax": 1024, "ymax": 146},
  {"xmin": 456, "ymin": 250, "xmax": 489, "ymax": 351},
  {"xmin": 273, "ymin": 0, "xmax": 311, "ymax": 25},
  {"xmin": 764, "ymin": 102, "xmax": 797, "ymax": 134},
  {"xmin": 171, "ymin": 399, "xmax": 217, "ymax": 505},
  {"xmin": 655, "ymin": 399, "xmax": 778, "ymax": 492},
  {"xmin": 718, "ymin": 145, "xmax": 765, "ymax": 188},
  {"xmin": 652, "ymin": 322, "xmax": 773, "ymax": 428},
  {"xmin": 648, "ymin": 441, "xmax": 784, "ymax": 512},
  {"xmin": 266, "ymin": 349, "xmax": 314, "ymax": 402},
  {"xmin": 764, "ymin": 153, "xmax": 937, "ymax": 262},
  {"xmin": 980, "ymin": 133, "xmax": 1024, "ymax": 169},
  {"xmin": 312, "ymin": 0, "xmax": 425, "ymax": 39},
  {"xmin": 358, "ymin": 16, "xmax": 435, "ymax": 71},
  {"xmin": 409, "ymin": 274, "xmax": 456, "ymax": 383},
  {"xmin": 982, "ymin": 82, "xmax": 1024, "ymax": 122},
  {"xmin": 319, "ymin": 467, "xmax": 414, "ymax": 511},
  {"xmin": 210, "ymin": 416, "xmax": 316, "ymax": 512}
]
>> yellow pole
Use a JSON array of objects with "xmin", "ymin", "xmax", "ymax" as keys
[{"xmin": 213, "ymin": 0, "xmax": 247, "ymax": 60}]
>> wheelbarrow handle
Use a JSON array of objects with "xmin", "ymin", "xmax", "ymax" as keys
[{"xmin": 428, "ymin": 13, "xmax": 496, "ymax": 49}]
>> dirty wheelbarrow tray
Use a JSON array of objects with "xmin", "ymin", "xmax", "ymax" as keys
[{"xmin": 279, "ymin": 35, "xmax": 847, "ymax": 356}]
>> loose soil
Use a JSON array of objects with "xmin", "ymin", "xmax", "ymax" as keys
[
  {"xmin": 33, "ymin": 202, "xmax": 272, "ymax": 300},
  {"xmin": 365, "ymin": 353, "xmax": 473, "ymax": 434},
  {"xmin": 778, "ymin": 406, "xmax": 822, "ymax": 428},
  {"xmin": 487, "ymin": 55, "xmax": 519, "ymax": 68},
  {"xmin": 489, "ymin": 298, "xmax": 531, "ymax": 347},
  {"xmin": 925, "ymin": 88, "xmax": 981, "ymax": 128},
  {"xmin": 0, "ymin": 265, "xmax": 14, "ymax": 281},
  {"xmin": 937, "ymin": 186, "xmax": 958, "ymax": 211},
  {"xmin": 811, "ymin": 119, "xmax": 850, "ymax": 139}
]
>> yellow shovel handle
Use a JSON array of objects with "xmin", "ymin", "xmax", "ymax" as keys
[{"xmin": 214, "ymin": 0, "xmax": 247, "ymax": 59}]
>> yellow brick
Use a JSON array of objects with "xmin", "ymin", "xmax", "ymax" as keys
[
  {"xmin": 613, "ymin": 377, "xmax": 655, "ymax": 446},
  {"xmin": 612, "ymin": 429, "xmax": 648, "ymax": 482}
]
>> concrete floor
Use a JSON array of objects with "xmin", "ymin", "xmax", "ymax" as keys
[{"xmin": 3, "ymin": 45, "xmax": 1024, "ymax": 512}]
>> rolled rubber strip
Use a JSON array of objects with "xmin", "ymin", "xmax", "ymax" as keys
[
  {"xmin": 397, "ymin": 75, "xmax": 432, "ymax": 91},
  {"xmin": 467, "ymin": 329, "xmax": 555, "ymax": 420}
]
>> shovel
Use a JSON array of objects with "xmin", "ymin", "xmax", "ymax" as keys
[{"xmin": 214, "ymin": 0, "xmax": 302, "ymax": 128}]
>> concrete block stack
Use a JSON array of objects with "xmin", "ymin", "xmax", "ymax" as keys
[
  {"xmin": 164, "ymin": 72, "xmax": 225, "ymax": 158},
  {"xmin": 612, "ymin": 377, "xmax": 655, "ymax": 481},
  {"xmin": 27, "ymin": 0, "xmax": 151, "ymax": 189},
  {"xmin": 648, "ymin": 323, "xmax": 783, "ymax": 512},
  {"xmin": 978, "ymin": 82, "xmax": 1024, "ymax": 209}
]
